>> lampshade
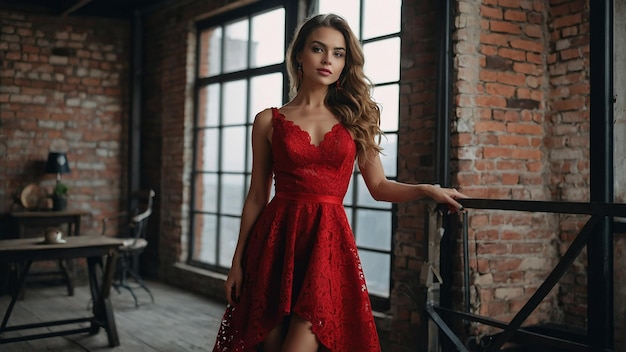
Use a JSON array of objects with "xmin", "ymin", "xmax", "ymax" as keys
[{"xmin": 44, "ymin": 152, "xmax": 71, "ymax": 174}]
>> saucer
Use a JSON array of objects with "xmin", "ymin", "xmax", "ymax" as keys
[{"xmin": 38, "ymin": 238, "xmax": 67, "ymax": 245}]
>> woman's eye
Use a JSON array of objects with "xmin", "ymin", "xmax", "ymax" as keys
[
  {"xmin": 313, "ymin": 47, "xmax": 323, "ymax": 53},
  {"xmin": 334, "ymin": 52, "xmax": 344, "ymax": 58}
]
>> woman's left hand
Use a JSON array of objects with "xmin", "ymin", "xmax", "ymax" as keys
[{"xmin": 428, "ymin": 184, "xmax": 469, "ymax": 213}]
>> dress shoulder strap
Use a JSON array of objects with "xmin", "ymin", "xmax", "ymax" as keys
[{"xmin": 271, "ymin": 107, "xmax": 279, "ymax": 118}]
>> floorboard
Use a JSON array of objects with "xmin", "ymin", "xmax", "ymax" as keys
[{"xmin": 0, "ymin": 280, "xmax": 225, "ymax": 351}]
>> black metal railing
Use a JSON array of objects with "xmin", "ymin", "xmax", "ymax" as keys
[{"xmin": 426, "ymin": 199, "xmax": 626, "ymax": 352}]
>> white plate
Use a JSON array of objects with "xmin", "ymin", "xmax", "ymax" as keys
[{"xmin": 20, "ymin": 183, "xmax": 41, "ymax": 209}]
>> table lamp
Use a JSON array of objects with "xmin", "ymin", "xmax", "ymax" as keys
[
  {"xmin": 45, "ymin": 152, "xmax": 71, "ymax": 182},
  {"xmin": 44, "ymin": 152, "xmax": 71, "ymax": 210}
]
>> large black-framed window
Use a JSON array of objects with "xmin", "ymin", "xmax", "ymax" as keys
[
  {"xmin": 316, "ymin": 0, "xmax": 401, "ymax": 310},
  {"xmin": 189, "ymin": 0, "xmax": 400, "ymax": 312},
  {"xmin": 190, "ymin": 0, "xmax": 291, "ymax": 272}
]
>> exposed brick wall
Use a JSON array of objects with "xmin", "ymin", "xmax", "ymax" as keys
[
  {"xmin": 546, "ymin": 0, "xmax": 591, "ymax": 329},
  {"xmin": 392, "ymin": 0, "xmax": 439, "ymax": 350},
  {"xmin": 0, "ymin": 9, "xmax": 130, "ymax": 237},
  {"xmin": 453, "ymin": 0, "xmax": 558, "ymax": 338}
]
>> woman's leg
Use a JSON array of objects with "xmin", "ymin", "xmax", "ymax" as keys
[
  {"xmin": 262, "ymin": 324, "xmax": 284, "ymax": 352},
  {"xmin": 281, "ymin": 314, "xmax": 319, "ymax": 352}
]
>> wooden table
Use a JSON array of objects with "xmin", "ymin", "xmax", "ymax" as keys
[
  {"xmin": 8, "ymin": 210, "xmax": 89, "ymax": 296},
  {"xmin": 9, "ymin": 210, "xmax": 88, "ymax": 238},
  {"xmin": 0, "ymin": 236, "xmax": 124, "ymax": 347}
]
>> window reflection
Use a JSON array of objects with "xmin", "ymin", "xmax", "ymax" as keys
[
  {"xmin": 355, "ymin": 209, "xmax": 392, "ymax": 250},
  {"xmin": 363, "ymin": 0, "xmax": 401, "ymax": 39},
  {"xmin": 220, "ymin": 126, "xmax": 246, "ymax": 172},
  {"xmin": 373, "ymin": 84, "xmax": 399, "ymax": 131},
  {"xmin": 196, "ymin": 128, "xmax": 219, "ymax": 171},
  {"xmin": 380, "ymin": 133, "xmax": 397, "ymax": 177},
  {"xmin": 222, "ymin": 80, "xmax": 247, "ymax": 125},
  {"xmin": 359, "ymin": 251, "xmax": 390, "ymax": 297},
  {"xmin": 194, "ymin": 174, "xmax": 218, "ymax": 212},
  {"xmin": 250, "ymin": 73, "xmax": 284, "ymax": 123},
  {"xmin": 220, "ymin": 175, "xmax": 245, "ymax": 216},
  {"xmin": 224, "ymin": 19, "xmax": 249, "ymax": 73},
  {"xmin": 197, "ymin": 84, "xmax": 220, "ymax": 127},
  {"xmin": 251, "ymin": 9, "xmax": 285, "ymax": 68},
  {"xmin": 364, "ymin": 38, "xmax": 400, "ymax": 84},
  {"xmin": 219, "ymin": 216, "xmax": 240, "ymax": 266},
  {"xmin": 199, "ymin": 27, "xmax": 222, "ymax": 77}
]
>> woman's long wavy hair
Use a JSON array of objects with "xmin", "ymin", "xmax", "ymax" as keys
[{"xmin": 286, "ymin": 14, "xmax": 383, "ymax": 162}]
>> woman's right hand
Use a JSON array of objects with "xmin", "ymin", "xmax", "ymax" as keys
[{"xmin": 224, "ymin": 264, "xmax": 243, "ymax": 305}]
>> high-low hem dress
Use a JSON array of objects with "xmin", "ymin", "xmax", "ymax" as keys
[{"xmin": 212, "ymin": 107, "xmax": 381, "ymax": 352}]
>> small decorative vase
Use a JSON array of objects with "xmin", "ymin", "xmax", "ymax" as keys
[{"xmin": 52, "ymin": 195, "xmax": 67, "ymax": 211}]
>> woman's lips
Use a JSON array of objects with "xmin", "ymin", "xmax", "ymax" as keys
[{"xmin": 317, "ymin": 68, "xmax": 332, "ymax": 76}]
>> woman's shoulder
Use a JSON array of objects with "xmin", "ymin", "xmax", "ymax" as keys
[
  {"xmin": 254, "ymin": 107, "xmax": 277, "ymax": 119},
  {"xmin": 253, "ymin": 108, "xmax": 279, "ymax": 127}
]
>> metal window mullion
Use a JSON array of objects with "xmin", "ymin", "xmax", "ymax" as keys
[
  {"xmin": 189, "ymin": 28, "xmax": 205, "ymax": 263},
  {"xmin": 215, "ymin": 80, "xmax": 226, "ymax": 266}
]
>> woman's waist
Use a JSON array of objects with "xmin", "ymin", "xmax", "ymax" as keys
[{"xmin": 273, "ymin": 191, "xmax": 343, "ymax": 205}]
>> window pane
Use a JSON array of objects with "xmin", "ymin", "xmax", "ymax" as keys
[
  {"xmin": 356, "ymin": 176, "xmax": 391, "ymax": 209},
  {"xmin": 220, "ymin": 174, "xmax": 245, "ymax": 215},
  {"xmin": 251, "ymin": 9, "xmax": 285, "ymax": 68},
  {"xmin": 363, "ymin": 0, "xmax": 401, "ymax": 39},
  {"xmin": 318, "ymin": 0, "xmax": 361, "ymax": 38},
  {"xmin": 355, "ymin": 209, "xmax": 391, "ymax": 250},
  {"xmin": 198, "ymin": 84, "xmax": 220, "ymax": 127},
  {"xmin": 373, "ymin": 84, "xmax": 399, "ymax": 131},
  {"xmin": 224, "ymin": 19, "xmax": 249, "ymax": 73},
  {"xmin": 196, "ymin": 128, "xmax": 219, "ymax": 172},
  {"xmin": 250, "ymin": 73, "xmax": 284, "ymax": 123},
  {"xmin": 194, "ymin": 173, "xmax": 218, "ymax": 212},
  {"xmin": 223, "ymin": 80, "xmax": 247, "ymax": 125},
  {"xmin": 363, "ymin": 38, "xmax": 400, "ymax": 84},
  {"xmin": 380, "ymin": 133, "xmax": 397, "ymax": 177},
  {"xmin": 360, "ymin": 250, "xmax": 390, "ymax": 297},
  {"xmin": 219, "ymin": 216, "xmax": 240, "ymax": 266},
  {"xmin": 344, "ymin": 176, "xmax": 354, "ymax": 206},
  {"xmin": 221, "ymin": 126, "xmax": 246, "ymax": 172},
  {"xmin": 199, "ymin": 27, "xmax": 222, "ymax": 77},
  {"xmin": 192, "ymin": 213, "xmax": 217, "ymax": 264}
]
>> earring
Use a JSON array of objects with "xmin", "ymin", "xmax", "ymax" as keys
[{"xmin": 297, "ymin": 63, "xmax": 303, "ymax": 79}]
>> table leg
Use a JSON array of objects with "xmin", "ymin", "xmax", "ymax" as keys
[
  {"xmin": 87, "ymin": 252, "xmax": 119, "ymax": 347},
  {"xmin": 0, "ymin": 261, "xmax": 32, "ymax": 336},
  {"xmin": 57, "ymin": 259, "xmax": 74, "ymax": 296}
]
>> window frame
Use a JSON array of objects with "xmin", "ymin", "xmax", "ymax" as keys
[
  {"xmin": 189, "ymin": 0, "xmax": 400, "ymax": 312},
  {"xmin": 189, "ymin": 0, "xmax": 295, "ymax": 274}
]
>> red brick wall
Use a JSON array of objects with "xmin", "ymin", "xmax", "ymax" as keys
[
  {"xmin": 392, "ymin": 0, "xmax": 439, "ymax": 349},
  {"xmin": 546, "ymin": 0, "xmax": 590, "ymax": 328},
  {"xmin": 0, "ymin": 9, "xmax": 130, "ymax": 236},
  {"xmin": 452, "ymin": 0, "xmax": 558, "ymax": 338},
  {"xmin": 444, "ymin": 0, "xmax": 593, "ymax": 343}
]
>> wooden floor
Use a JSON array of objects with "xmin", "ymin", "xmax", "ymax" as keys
[{"xmin": 0, "ymin": 280, "xmax": 226, "ymax": 351}]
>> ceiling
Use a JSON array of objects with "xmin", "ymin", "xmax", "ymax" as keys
[{"xmin": 0, "ymin": 0, "xmax": 170, "ymax": 18}]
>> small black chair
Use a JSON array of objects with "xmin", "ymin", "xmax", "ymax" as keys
[{"xmin": 102, "ymin": 189, "xmax": 155, "ymax": 307}]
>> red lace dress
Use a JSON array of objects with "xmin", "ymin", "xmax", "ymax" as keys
[{"xmin": 212, "ymin": 107, "xmax": 381, "ymax": 351}]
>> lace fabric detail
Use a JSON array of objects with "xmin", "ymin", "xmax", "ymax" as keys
[{"xmin": 212, "ymin": 108, "xmax": 380, "ymax": 351}]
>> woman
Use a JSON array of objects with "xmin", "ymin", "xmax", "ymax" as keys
[{"xmin": 213, "ymin": 13, "xmax": 467, "ymax": 352}]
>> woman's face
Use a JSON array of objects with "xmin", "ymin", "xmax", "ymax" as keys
[{"xmin": 297, "ymin": 26, "xmax": 346, "ymax": 87}]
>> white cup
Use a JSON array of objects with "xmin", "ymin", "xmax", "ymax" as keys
[{"xmin": 44, "ymin": 228, "xmax": 65, "ymax": 243}]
